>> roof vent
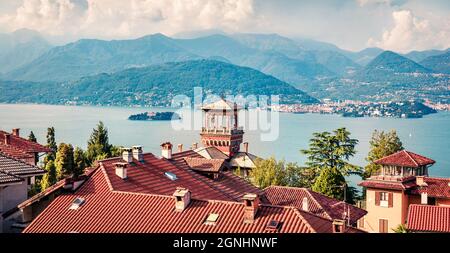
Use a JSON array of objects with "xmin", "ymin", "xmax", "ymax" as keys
[
  {"xmin": 165, "ymin": 172, "xmax": 178, "ymax": 181},
  {"xmin": 204, "ymin": 213, "xmax": 219, "ymax": 225},
  {"xmin": 266, "ymin": 220, "xmax": 280, "ymax": 232},
  {"xmin": 302, "ymin": 197, "xmax": 309, "ymax": 212},
  {"xmin": 69, "ymin": 197, "xmax": 85, "ymax": 210}
]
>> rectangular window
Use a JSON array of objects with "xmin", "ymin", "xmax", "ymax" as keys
[
  {"xmin": 380, "ymin": 192, "xmax": 389, "ymax": 207},
  {"xmin": 379, "ymin": 219, "xmax": 388, "ymax": 233}
]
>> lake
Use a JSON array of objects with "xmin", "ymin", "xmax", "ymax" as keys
[{"xmin": 1, "ymin": 104, "xmax": 449, "ymax": 186}]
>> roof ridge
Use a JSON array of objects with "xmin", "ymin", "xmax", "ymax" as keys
[
  {"xmin": 403, "ymin": 150, "xmax": 419, "ymax": 167},
  {"xmin": 304, "ymin": 189, "xmax": 333, "ymax": 220},
  {"xmin": 291, "ymin": 207, "xmax": 317, "ymax": 233}
]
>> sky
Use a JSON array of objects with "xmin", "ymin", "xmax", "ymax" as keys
[{"xmin": 0, "ymin": 0, "xmax": 449, "ymax": 53}]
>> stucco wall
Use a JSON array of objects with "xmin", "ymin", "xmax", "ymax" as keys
[
  {"xmin": 360, "ymin": 189, "xmax": 407, "ymax": 233},
  {"xmin": 1, "ymin": 182, "xmax": 27, "ymax": 213}
]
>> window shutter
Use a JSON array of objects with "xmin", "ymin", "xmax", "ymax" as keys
[
  {"xmin": 375, "ymin": 191, "xmax": 380, "ymax": 206},
  {"xmin": 388, "ymin": 192, "xmax": 393, "ymax": 207}
]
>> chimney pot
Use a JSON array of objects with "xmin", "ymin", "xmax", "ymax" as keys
[
  {"xmin": 242, "ymin": 193, "xmax": 259, "ymax": 224},
  {"xmin": 132, "ymin": 146, "xmax": 144, "ymax": 162},
  {"xmin": 161, "ymin": 142, "xmax": 173, "ymax": 159},
  {"xmin": 122, "ymin": 148, "xmax": 133, "ymax": 163},
  {"xmin": 332, "ymin": 219, "xmax": 346, "ymax": 233},
  {"xmin": 4, "ymin": 134, "xmax": 11, "ymax": 145},
  {"xmin": 416, "ymin": 176, "xmax": 427, "ymax": 187},
  {"xmin": 12, "ymin": 128, "xmax": 20, "ymax": 137},
  {"xmin": 192, "ymin": 143, "xmax": 198, "ymax": 150},
  {"xmin": 243, "ymin": 142, "xmax": 249, "ymax": 153},
  {"xmin": 302, "ymin": 197, "xmax": 309, "ymax": 212},
  {"xmin": 177, "ymin": 144, "xmax": 183, "ymax": 153},
  {"xmin": 114, "ymin": 162, "xmax": 128, "ymax": 179},
  {"xmin": 173, "ymin": 187, "xmax": 191, "ymax": 212}
]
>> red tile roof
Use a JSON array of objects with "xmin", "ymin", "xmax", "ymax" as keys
[
  {"xmin": 360, "ymin": 176, "xmax": 450, "ymax": 201},
  {"xmin": 407, "ymin": 205, "xmax": 450, "ymax": 233},
  {"xmin": 375, "ymin": 150, "xmax": 435, "ymax": 168},
  {"xmin": 358, "ymin": 178, "xmax": 418, "ymax": 191},
  {"xmin": 100, "ymin": 153, "xmax": 231, "ymax": 201},
  {"xmin": 183, "ymin": 157, "xmax": 226, "ymax": 172},
  {"xmin": 24, "ymin": 168, "xmax": 364, "ymax": 233},
  {"xmin": 264, "ymin": 186, "xmax": 367, "ymax": 224},
  {"xmin": 0, "ymin": 130, "xmax": 52, "ymax": 153},
  {"xmin": 171, "ymin": 150, "xmax": 263, "ymax": 201},
  {"xmin": 0, "ymin": 144, "xmax": 34, "ymax": 161},
  {"xmin": 411, "ymin": 177, "xmax": 450, "ymax": 199}
]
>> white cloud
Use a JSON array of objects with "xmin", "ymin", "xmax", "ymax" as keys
[
  {"xmin": 0, "ymin": 0, "xmax": 257, "ymax": 40},
  {"xmin": 368, "ymin": 10, "xmax": 450, "ymax": 52}
]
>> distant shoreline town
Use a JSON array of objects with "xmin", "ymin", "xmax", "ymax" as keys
[{"xmin": 272, "ymin": 100, "xmax": 446, "ymax": 118}]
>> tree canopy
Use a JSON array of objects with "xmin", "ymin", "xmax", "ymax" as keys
[
  {"xmin": 301, "ymin": 128, "xmax": 361, "ymax": 176},
  {"xmin": 364, "ymin": 130, "xmax": 404, "ymax": 179}
]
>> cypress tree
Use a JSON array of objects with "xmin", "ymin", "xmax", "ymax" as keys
[{"xmin": 55, "ymin": 143, "xmax": 74, "ymax": 180}]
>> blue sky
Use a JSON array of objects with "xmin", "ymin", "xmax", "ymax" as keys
[{"xmin": 0, "ymin": 0, "xmax": 448, "ymax": 52}]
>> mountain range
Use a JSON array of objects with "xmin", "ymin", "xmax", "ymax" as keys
[{"xmin": 0, "ymin": 29, "xmax": 449, "ymax": 104}]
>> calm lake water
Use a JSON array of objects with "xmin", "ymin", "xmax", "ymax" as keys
[{"xmin": 1, "ymin": 104, "xmax": 449, "ymax": 185}]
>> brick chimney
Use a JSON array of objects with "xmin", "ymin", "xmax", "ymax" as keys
[
  {"xmin": 332, "ymin": 219, "xmax": 346, "ymax": 233},
  {"xmin": 132, "ymin": 146, "xmax": 144, "ymax": 162},
  {"xmin": 122, "ymin": 148, "xmax": 133, "ymax": 163},
  {"xmin": 192, "ymin": 142, "xmax": 198, "ymax": 150},
  {"xmin": 243, "ymin": 193, "xmax": 259, "ymax": 224},
  {"xmin": 302, "ymin": 197, "xmax": 309, "ymax": 212},
  {"xmin": 161, "ymin": 142, "xmax": 173, "ymax": 159},
  {"xmin": 4, "ymin": 134, "xmax": 11, "ymax": 145},
  {"xmin": 177, "ymin": 144, "xmax": 183, "ymax": 153},
  {"xmin": 416, "ymin": 176, "xmax": 428, "ymax": 187},
  {"xmin": 114, "ymin": 162, "xmax": 128, "ymax": 180},
  {"xmin": 173, "ymin": 187, "xmax": 191, "ymax": 212},
  {"xmin": 243, "ymin": 142, "xmax": 249, "ymax": 153},
  {"xmin": 12, "ymin": 128, "xmax": 20, "ymax": 137}
]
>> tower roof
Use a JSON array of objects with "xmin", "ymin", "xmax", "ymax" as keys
[
  {"xmin": 374, "ymin": 150, "xmax": 435, "ymax": 168},
  {"xmin": 201, "ymin": 99, "xmax": 241, "ymax": 111}
]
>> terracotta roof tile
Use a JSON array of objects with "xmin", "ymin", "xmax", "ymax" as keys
[
  {"xmin": 100, "ymin": 153, "xmax": 231, "ymax": 201},
  {"xmin": 264, "ymin": 186, "xmax": 367, "ymax": 224},
  {"xmin": 0, "ymin": 130, "xmax": 52, "ymax": 154},
  {"xmin": 24, "ymin": 168, "xmax": 364, "ymax": 233},
  {"xmin": 411, "ymin": 177, "xmax": 450, "ymax": 199},
  {"xmin": 407, "ymin": 205, "xmax": 450, "ymax": 233},
  {"xmin": 183, "ymin": 157, "xmax": 225, "ymax": 172},
  {"xmin": 171, "ymin": 150, "xmax": 263, "ymax": 201},
  {"xmin": 375, "ymin": 150, "xmax": 435, "ymax": 168}
]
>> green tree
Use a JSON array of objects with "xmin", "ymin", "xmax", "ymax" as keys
[
  {"xmin": 251, "ymin": 157, "xmax": 286, "ymax": 189},
  {"xmin": 364, "ymin": 130, "xmax": 404, "ymax": 178},
  {"xmin": 312, "ymin": 167, "xmax": 347, "ymax": 201},
  {"xmin": 393, "ymin": 224, "xmax": 409, "ymax": 233},
  {"xmin": 55, "ymin": 143, "xmax": 74, "ymax": 180},
  {"xmin": 40, "ymin": 160, "xmax": 57, "ymax": 191},
  {"xmin": 86, "ymin": 121, "xmax": 114, "ymax": 165},
  {"xmin": 44, "ymin": 127, "xmax": 57, "ymax": 165},
  {"xmin": 28, "ymin": 131, "xmax": 37, "ymax": 142},
  {"xmin": 301, "ymin": 128, "xmax": 361, "ymax": 177},
  {"xmin": 73, "ymin": 147, "xmax": 87, "ymax": 178}
]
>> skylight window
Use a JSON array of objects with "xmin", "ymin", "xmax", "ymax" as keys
[
  {"xmin": 69, "ymin": 197, "xmax": 85, "ymax": 210},
  {"xmin": 266, "ymin": 220, "xmax": 280, "ymax": 231},
  {"xmin": 204, "ymin": 213, "xmax": 219, "ymax": 225},
  {"xmin": 165, "ymin": 172, "xmax": 177, "ymax": 181}
]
